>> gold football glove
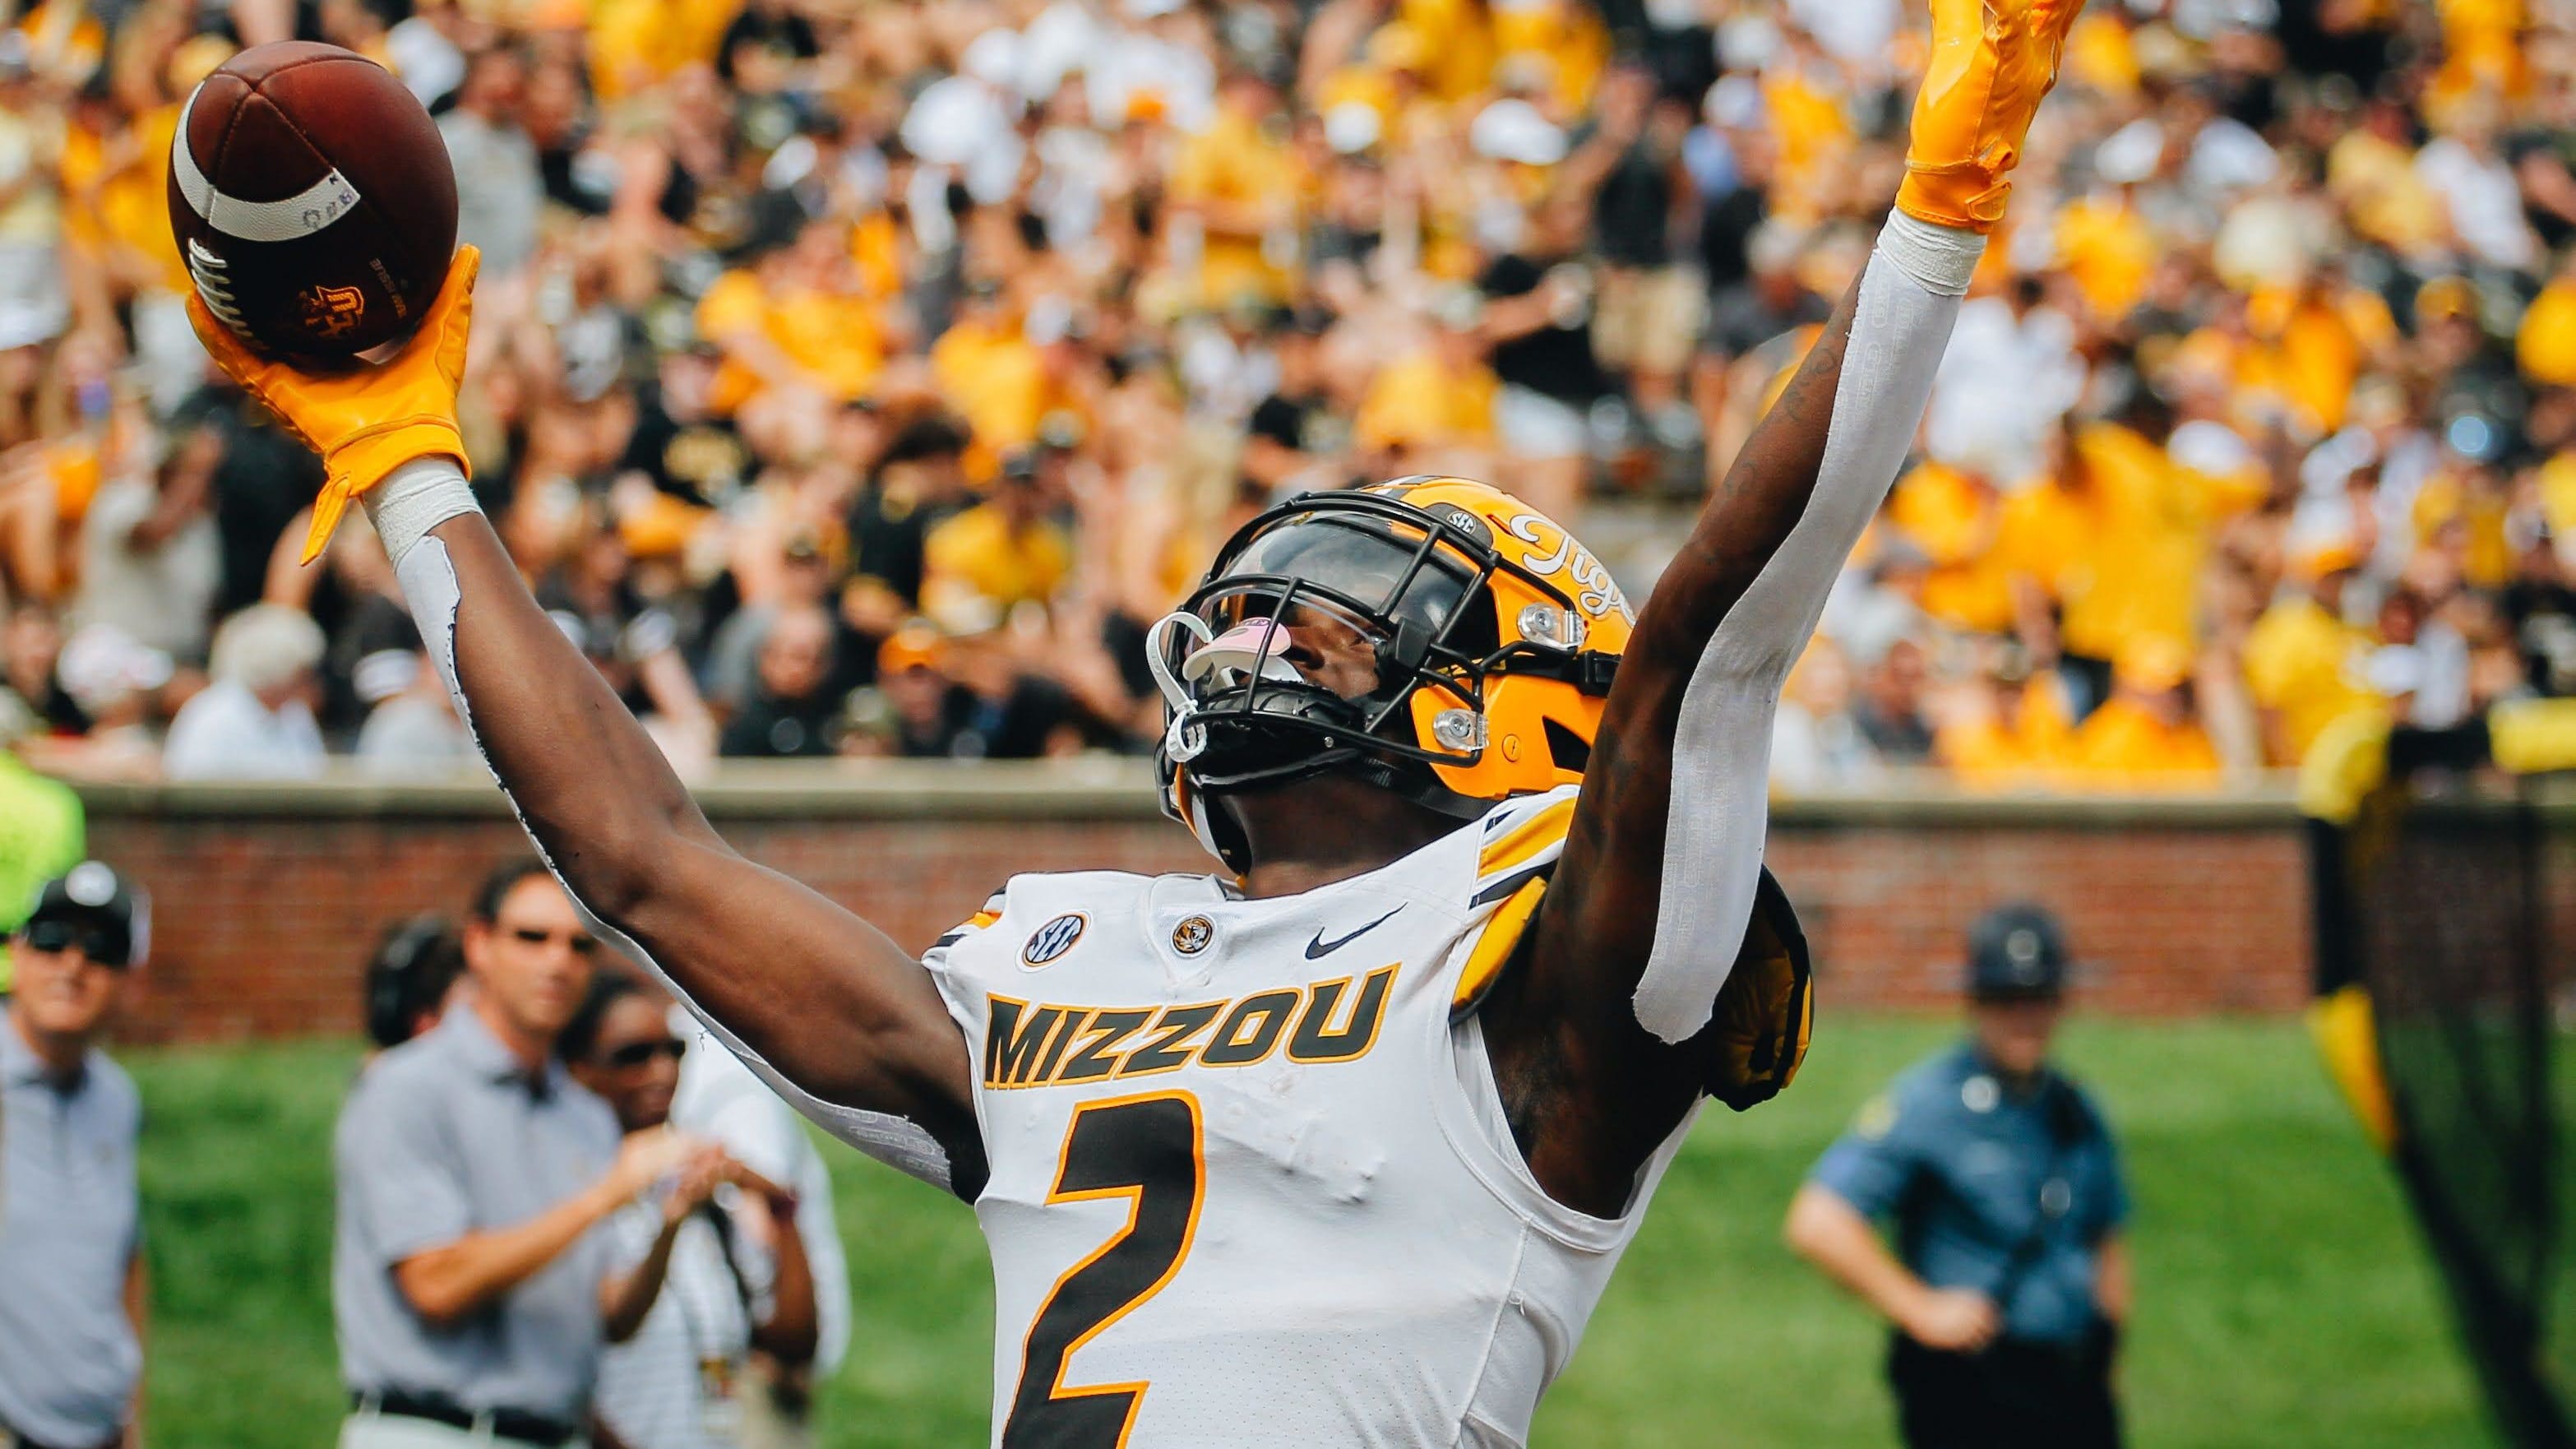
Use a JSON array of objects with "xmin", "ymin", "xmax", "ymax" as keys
[
  {"xmin": 1895, "ymin": 0, "xmax": 2083, "ymax": 233},
  {"xmin": 1704, "ymin": 868, "xmax": 1814, "ymax": 1111},
  {"xmin": 187, "ymin": 245, "xmax": 481, "ymax": 562}
]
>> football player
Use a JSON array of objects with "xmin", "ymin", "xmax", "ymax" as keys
[{"xmin": 192, "ymin": 2, "xmax": 2076, "ymax": 1441}]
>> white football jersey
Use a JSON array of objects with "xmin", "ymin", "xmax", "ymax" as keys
[{"xmin": 923, "ymin": 784, "xmax": 1701, "ymax": 1448}]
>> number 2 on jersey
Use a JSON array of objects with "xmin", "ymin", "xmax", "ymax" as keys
[{"xmin": 1003, "ymin": 1091, "xmax": 1205, "ymax": 1449}]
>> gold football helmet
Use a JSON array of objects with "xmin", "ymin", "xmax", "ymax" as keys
[{"xmin": 1152, "ymin": 477, "xmax": 1634, "ymax": 873}]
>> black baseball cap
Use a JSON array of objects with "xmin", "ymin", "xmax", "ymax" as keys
[
  {"xmin": 1966, "ymin": 903, "xmax": 2070, "ymax": 1001},
  {"xmin": 21, "ymin": 861, "xmax": 150, "ymax": 969}
]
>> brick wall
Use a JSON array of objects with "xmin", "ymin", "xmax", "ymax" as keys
[{"xmin": 74, "ymin": 770, "xmax": 2313, "ymax": 1044}]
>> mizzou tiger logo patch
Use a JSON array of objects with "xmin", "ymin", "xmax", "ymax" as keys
[{"xmin": 298, "ymin": 285, "xmax": 367, "ymax": 338}]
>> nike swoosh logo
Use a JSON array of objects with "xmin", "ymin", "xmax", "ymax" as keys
[{"xmin": 1306, "ymin": 907, "xmax": 1403, "ymax": 960}]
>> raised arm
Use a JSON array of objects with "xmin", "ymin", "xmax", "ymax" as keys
[
  {"xmin": 1482, "ymin": 0, "xmax": 2079, "ymax": 1215},
  {"xmin": 184, "ymin": 255, "xmax": 984, "ymax": 1197}
]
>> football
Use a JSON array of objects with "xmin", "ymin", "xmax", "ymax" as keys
[{"xmin": 167, "ymin": 41, "xmax": 457, "ymax": 362}]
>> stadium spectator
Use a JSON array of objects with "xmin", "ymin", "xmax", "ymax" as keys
[
  {"xmin": 2243, "ymin": 532, "xmax": 2383, "ymax": 765},
  {"xmin": 72, "ymin": 419, "xmax": 220, "ymax": 662},
  {"xmin": 332, "ymin": 858, "xmax": 703, "ymax": 1449},
  {"xmin": 437, "ymin": 45, "xmax": 543, "ymax": 280},
  {"xmin": 1787, "ymin": 903, "xmax": 2130, "ymax": 1449},
  {"xmin": 0, "ymin": 862, "xmax": 150, "ymax": 1449},
  {"xmin": 163, "ymin": 602, "xmax": 324, "ymax": 780},
  {"xmin": 354, "ymin": 649, "xmax": 474, "ymax": 776},
  {"xmin": 2061, "ymin": 637, "xmax": 2224, "ymax": 789},
  {"xmin": 719, "ymin": 603, "xmax": 839, "ymax": 758},
  {"xmin": 360, "ymin": 914, "xmax": 465, "ymax": 1055},
  {"xmin": 0, "ymin": 0, "xmax": 2566, "ymax": 793},
  {"xmin": 667, "ymin": 1013, "xmax": 853, "ymax": 1449},
  {"xmin": 920, "ymin": 451, "xmax": 1071, "ymax": 629},
  {"xmin": 1478, "ymin": 193, "xmax": 1607, "ymax": 522},
  {"xmin": 566, "ymin": 971, "xmax": 819, "ymax": 1449}
]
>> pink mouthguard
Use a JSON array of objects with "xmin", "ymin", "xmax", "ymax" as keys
[{"xmin": 1182, "ymin": 621, "xmax": 1302, "ymax": 684}]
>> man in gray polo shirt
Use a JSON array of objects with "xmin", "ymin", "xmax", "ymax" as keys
[
  {"xmin": 0, "ymin": 862, "xmax": 151, "ymax": 1449},
  {"xmin": 336, "ymin": 859, "xmax": 701, "ymax": 1449}
]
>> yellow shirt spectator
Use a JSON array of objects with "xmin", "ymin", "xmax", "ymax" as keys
[
  {"xmin": 2518, "ymin": 271, "xmax": 2576, "ymax": 387},
  {"xmin": 1937, "ymin": 673, "xmax": 2076, "ymax": 787},
  {"xmin": 1763, "ymin": 69, "xmax": 1852, "ymax": 225},
  {"xmin": 2062, "ymin": 696, "xmax": 2222, "ymax": 787},
  {"xmin": 2238, "ymin": 285, "xmax": 2393, "ymax": 436},
  {"xmin": 588, "ymin": 0, "xmax": 737, "ymax": 99},
  {"xmin": 1993, "ymin": 471, "xmax": 2100, "ymax": 609},
  {"xmin": 931, "ymin": 308, "xmax": 1049, "ymax": 459},
  {"xmin": 2058, "ymin": 423, "xmax": 2257, "ymax": 664},
  {"xmin": 2065, "ymin": 11, "xmax": 2141, "ymax": 100},
  {"xmin": 2053, "ymin": 196, "xmax": 2157, "ymax": 321},
  {"xmin": 923, "ymin": 494, "xmax": 1072, "ymax": 624},
  {"xmin": 2328, "ymin": 128, "xmax": 2446, "ymax": 256},
  {"xmin": 1171, "ymin": 90, "xmax": 1299, "ymax": 308},
  {"xmin": 2540, "ymin": 452, "xmax": 2576, "ymax": 539},
  {"xmin": 2242, "ymin": 589, "xmax": 2382, "ymax": 765},
  {"xmin": 2060, "ymin": 639, "xmax": 2219, "ymax": 788},
  {"xmin": 696, "ymin": 259, "xmax": 885, "ymax": 410},
  {"xmin": 1394, "ymin": 0, "xmax": 1496, "ymax": 104},
  {"xmin": 1889, "ymin": 462, "xmax": 2015, "ymax": 634},
  {"xmin": 1491, "ymin": 0, "xmax": 1606, "ymax": 113},
  {"xmin": 1354, "ymin": 347, "xmax": 1497, "ymax": 455}
]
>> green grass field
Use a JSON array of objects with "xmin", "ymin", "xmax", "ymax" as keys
[{"xmin": 131, "ymin": 1017, "xmax": 2492, "ymax": 1448}]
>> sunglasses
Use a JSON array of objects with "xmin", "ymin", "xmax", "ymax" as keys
[
  {"xmin": 20, "ymin": 919, "xmax": 128, "ymax": 968},
  {"xmin": 601, "ymin": 1037, "xmax": 687, "ymax": 1069},
  {"xmin": 511, "ymin": 926, "xmax": 600, "ymax": 956}
]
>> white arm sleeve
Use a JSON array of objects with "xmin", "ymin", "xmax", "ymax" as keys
[
  {"xmin": 1632, "ymin": 215, "xmax": 1983, "ymax": 1044},
  {"xmin": 369, "ymin": 464, "xmax": 960, "ymax": 1190}
]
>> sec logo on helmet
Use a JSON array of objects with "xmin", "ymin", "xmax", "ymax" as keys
[{"xmin": 1021, "ymin": 913, "xmax": 1087, "ymax": 969}]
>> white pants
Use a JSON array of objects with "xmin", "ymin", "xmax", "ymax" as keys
[{"xmin": 337, "ymin": 1409, "xmax": 585, "ymax": 1449}]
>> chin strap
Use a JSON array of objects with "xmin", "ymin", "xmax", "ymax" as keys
[
  {"xmin": 1635, "ymin": 214, "xmax": 1983, "ymax": 1044},
  {"xmin": 1145, "ymin": 612, "xmax": 1215, "ymax": 763}
]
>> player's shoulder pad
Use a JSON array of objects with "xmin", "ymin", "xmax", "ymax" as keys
[
  {"xmin": 925, "ymin": 885, "xmax": 1010, "ymax": 959},
  {"xmin": 1450, "ymin": 784, "xmax": 1584, "ymax": 1020},
  {"xmin": 1471, "ymin": 781, "xmax": 1582, "ymax": 908}
]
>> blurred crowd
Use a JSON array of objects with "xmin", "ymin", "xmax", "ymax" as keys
[{"xmin": 0, "ymin": 0, "xmax": 2572, "ymax": 790}]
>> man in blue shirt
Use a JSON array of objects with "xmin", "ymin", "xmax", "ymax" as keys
[
  {"xmin": 335, "ymin": 859, "xmax": 701, "ymax": 1449},
  {"xmin": 1786, "ymin": 903, "xmax": 2130, "ymax": 1449},
  {"xmin": 0, "ymin": 863, "xmax": 150, "ymax": 1449}
]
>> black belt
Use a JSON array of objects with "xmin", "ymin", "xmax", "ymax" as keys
[{"xmin": 351, "ymin": 1390, "xmax": 579, "ymax": 1446}]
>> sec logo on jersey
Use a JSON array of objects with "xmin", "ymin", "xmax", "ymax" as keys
[{"xmin": 1021, "ymin": 913, "xmax": 1087, "ymax": 968}]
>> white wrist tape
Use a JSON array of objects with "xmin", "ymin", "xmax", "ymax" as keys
[
  {"xmin": 1875, "ymin": 211, "xmax": 1986, "ymax": 299},
  {"xmin": 364, "ymin": 456, "xmax": 481, "ymax": 566},
  {"xmin": 1632, "ymin": 218, "xmax": 1982, "ymax": 1044}
]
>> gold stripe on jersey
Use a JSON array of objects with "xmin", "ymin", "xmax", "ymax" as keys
[
  {"xmin": 1477, "ymin": 796, "xmax": 1575, "ymax": 888},
  {"xmin": 984, "ymin": 968, "xmax": 1399, "ymax": 1090},
  {"xmin": 1451, "ymin": 877, "xmax": 1547, "ymax": 1020},
  {"xmin": 930, "ymin": 896, "xmax": 1008, "ymax": 954}
]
